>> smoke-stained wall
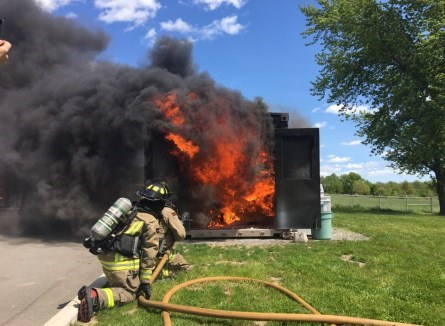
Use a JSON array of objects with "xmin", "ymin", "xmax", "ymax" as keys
[{"xmin": 0, "ymin": 0, "xmax": 274, "ymax": 238}]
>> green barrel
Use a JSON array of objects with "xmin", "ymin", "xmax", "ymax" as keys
[{"xmin": 311, "ymin": 211, "xmax": 333, "ymax": 240}]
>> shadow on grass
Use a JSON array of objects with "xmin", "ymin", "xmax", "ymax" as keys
[{"xmin": 172, "ymin": 315, "xmax": 235, "ymax": 325}]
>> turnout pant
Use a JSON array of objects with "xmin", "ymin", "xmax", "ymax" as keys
[
  {"xmin": 95, "ymin": 269, "xmax": 139, "ymax": 309},
  {"xmin": 95, "ymin": 252, "xmax": 190, "ymax": 310}
]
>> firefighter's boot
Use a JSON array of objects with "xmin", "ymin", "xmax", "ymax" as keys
[{"xmin": 77, "ymin": 286, "xmax": 99, "ymax": 323}]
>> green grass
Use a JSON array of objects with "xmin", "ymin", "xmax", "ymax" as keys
[
  {"xmin": 79, "ymin": 210, "xmax": 445, "ymax": 326},
  {"xmin": 331, "ymin": 194, "xmax": 440, "ymax": 214}
]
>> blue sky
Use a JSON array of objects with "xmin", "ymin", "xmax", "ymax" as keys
[{"xmin": 34, "ymin": 0, "xmax": 429, "ymax": 183}]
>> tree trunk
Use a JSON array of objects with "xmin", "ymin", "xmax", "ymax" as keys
[{"xmin": 434, "ymin": 169, "xmax": 445, "ymax": 216}]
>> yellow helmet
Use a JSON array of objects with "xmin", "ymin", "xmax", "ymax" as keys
[{"xmin": 137, "ymin": 182, "xmax": 170, "ymax": 201}]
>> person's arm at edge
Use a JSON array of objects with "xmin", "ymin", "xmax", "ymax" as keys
[{"xmin": 0, "ymin": 40, "xmax": 11, "ymax": 64}]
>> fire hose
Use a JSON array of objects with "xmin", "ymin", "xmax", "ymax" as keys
[{"xmin": 139, "ymin": 254, "xmax": 421, "ymax": 326}]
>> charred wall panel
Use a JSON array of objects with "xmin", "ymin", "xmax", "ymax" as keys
[
  {"xmin": 274, "ymin": 128, "xmax": 320, "ymax": 229},
  {"xmin": 270, "ymin": 113, "xmax": 289, "ymax": 129}
]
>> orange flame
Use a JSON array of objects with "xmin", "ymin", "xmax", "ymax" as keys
[
  {"xmin": 155, "ymin": 93, "xmax": 185, "ymax": 126},
  {"xmin": 155, "ymin": 92, "xmax": 275, "ymax": 227},
  {"xmin": 165, "ymin": 133, "xmax": 199, "ymax": 159}
]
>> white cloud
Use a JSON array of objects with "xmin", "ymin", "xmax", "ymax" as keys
[
  {"xmin": 367, "ymin": 167, "xmax": 397, "ymax": 176},
  {"xmin": 320, "ymin": 165, "xmax": 343, "ymax": 176},
  {"xmin": 320, "ymin": 160, "xmax": 364, "ymax": 179},
  {"xmin": 325, "ymin": 103, "xmax": 375, "ymax": 115},
  {"xmin": 94, "ymin": 0, "xmax": 161, "ymax": 27},
  {"xmin": 346, "ymin": 163, "xmax": 363, "ymax": 169},
  {"xmin": 201, "ymin": 15, "xmax": 245, "ymax": 39},
  {"xmin": 327, "ymin": 155, "xmax": 351, "ymax": 163},
  {"xmin": 193, "ymin": 0, "xmax": 247, "ymax": 10},
  {"xmin": 145, "ymin": 28, "xmax": 157, "ymax": 38},
  {"xmin": 320, "ymin": 159, "xmax": 424, "ymax": 182},
  {"xmin": 354, "ymin": 105, "xmax": 375, "ymax": 114},
  {"xmin": 362, "ymin": 162, "xmax": 400, "ymax": 177},
  {"xmin": 320, "ymin": 171, "xmax": 329, "ymax": 177},
  {"xmin": 161, "ymin": 18, "xmax": 194, "ymax": 33},
  {"xmin": 219, "ymin": 15, "xmax": 244, "ymax": 34},
  {"xmin": 36, "ymin": 0, "xmax": 162, "ymax": 28},
  {"xmin": 65, "ymin": 12, "xmax": 78, "ymax": 19},
  {"xmin": 326, "ymin": 104, "xmax": 343, "ymax": 114},
  {"xmin": 161, "ymin": 15, "xmax": 245, "ymax": 41},
  {"xmin": 341, "ymin": 140, "xmax": 361, "ymax": 146},
  {"xmin": 313, "ymin": 121, "xmax": 327, "ymax": 128},
  {"xmin": 144, "ymin": 28, "xmax": 157, "ymax": 44},
  {"xmin": 311, "ymin": 107, "xmax": 321, "ymax": 113},
  {"xmin": 34, "ymin": 0, "xmax": 76, "ymax": 12}
]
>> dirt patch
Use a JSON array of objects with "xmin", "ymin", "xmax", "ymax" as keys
[
  {"xmin": 214, "ymin": 260, "xmax": 247, "ymax": 266},
  {"xmin": 331, "ymin": 228, "xmax": 369, "ymax": 241},
  {"xmin": 340, "ymin": 254, "xmax": 366, "ymax": 268}
]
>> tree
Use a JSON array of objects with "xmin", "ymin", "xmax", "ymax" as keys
[
  {"xmin": 352, "ymin": 180, "xmax": 371, "ymax": 195},
  {"xmin": 340, "ymin": 172, "xmax": 363, "ymax": 194},
  {"xmin": 412, "ymin": 181, "xmax": 426, "ymax": 197},
  {"xmin": 301, "ymin": 0, "xmax": 445, "ymax": 215},
  {"xmin": 322, "ymin": 173, "xmax": 343, "ymax": 193},
  {"xmin": 401, "ymin": 181, "xmax": 415, "ymax": 196}
]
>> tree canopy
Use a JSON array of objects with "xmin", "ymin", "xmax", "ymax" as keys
[
  {"xmin": 300, "ymin": 0, "xmax": 445, "ymax": 214},
  {"xmin": 321, "ymin": 172, "xmax": 435, "ymax": 197}
]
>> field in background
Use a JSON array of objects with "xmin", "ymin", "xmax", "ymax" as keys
[{"xmin": 330, "ymin": 194, "xmax": 440, "ymax": 213}]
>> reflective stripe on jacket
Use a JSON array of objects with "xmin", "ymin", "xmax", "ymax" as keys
[
  {"xmin": 98, "ymin": 211, "xmax": 159, "ymax": 279},
  {"xmin": 124, "ymin": 221, "xmax": 144, "ymax": 235},
  {"xmin": 99, "ymin": 252, "xmax": 140, "ymax": 271}
]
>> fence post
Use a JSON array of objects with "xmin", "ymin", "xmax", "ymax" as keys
[
  {"xmin": 406, "ymin": 195, "xmax": 408, "ymax": 212},
  {"xmin": 379, "ymin": 196, "xmax": 381, "ymax": 209},
  {"xmin": 430, "ymin": 196, "xmax": 433, "ymax": 214}
]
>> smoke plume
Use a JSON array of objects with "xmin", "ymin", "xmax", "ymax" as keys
[{"xmin": 0, "ymin": 0, "xmax": 275, "ymax": 238}]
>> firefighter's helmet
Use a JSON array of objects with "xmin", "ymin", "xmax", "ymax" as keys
[{"xmin": 137, "ymin": 182, "xmax": 170, "ymax": 202}]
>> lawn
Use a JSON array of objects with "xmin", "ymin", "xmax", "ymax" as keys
[
  {"xmin": 330, "ymin": 194, "xmax": 440, "ymax": 214},
  {"xmin": 79, "ymin": 210, "xmax": 445, "ymax": 326}
]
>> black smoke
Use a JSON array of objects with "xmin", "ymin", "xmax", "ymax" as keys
[{"xmin": 0, "ymin": 0, "xmax": 275, "ymax": 238}]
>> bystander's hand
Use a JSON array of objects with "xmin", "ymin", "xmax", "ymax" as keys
[{"xmin": 0, "ymin": 40, "xmax": 11, "ymax": 64}]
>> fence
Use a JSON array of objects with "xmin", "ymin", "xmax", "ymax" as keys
[{"xmin": 330, "ymin": 194, "xmax": 439, "ymax": 214}]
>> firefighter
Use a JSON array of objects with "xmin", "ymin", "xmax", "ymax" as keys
[{"xmin": 77, "ymin": 182, "xmax": 190, "ymax": 323}]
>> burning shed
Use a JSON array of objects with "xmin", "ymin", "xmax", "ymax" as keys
[{"xmin": 144, "ymin": 93, "xmax": 321, "ymax": 238}]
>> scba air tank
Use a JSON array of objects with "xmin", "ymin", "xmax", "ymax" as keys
[{"xmin": 90, "ymin": 197, "xmax": 132, "ymax": 241}]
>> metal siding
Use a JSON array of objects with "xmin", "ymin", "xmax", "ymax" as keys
[{"xmin": 274, "ymin": 128, "xmax": 321, "ymax": 229}]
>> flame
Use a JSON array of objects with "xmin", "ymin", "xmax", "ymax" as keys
[
  {"xmin": 155, "ymin": 92, "xmax": 275, "ymax": 227},
  {"xmin": 165, "ymin": 133, "xmax": 199, "ymax": 159},
  {"xmin": 155, "ymin": 93, "xmax": 185, "ymax": 126},
  {"xmin": 243, "ymin": 172, "xmax": 275, "ymax": 215}
]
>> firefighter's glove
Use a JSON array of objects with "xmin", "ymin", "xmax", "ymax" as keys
[
  {"xmin": 137, "ymin": 283, "xmax": 151, "ymax": 299},
  {"xmin": 159, "ymin": 246, "xmax": 170, "ymax": 257}
]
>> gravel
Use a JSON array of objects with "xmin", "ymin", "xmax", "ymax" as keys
[
  {"xmin": 184, "ymin": 227, "xmax": 369, "ymax": 247},
  {"xmin": 330, "ymin": 227, "xmax": 369, "ymax": 241}
]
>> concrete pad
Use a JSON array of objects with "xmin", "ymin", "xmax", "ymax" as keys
[
  {"xmin": 44, "ymin": 275, "xmax": 107, "ymax": 326},
  {"xmin": 0, "ymin": 235, "xmax": 103, "ymax": 326}
]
